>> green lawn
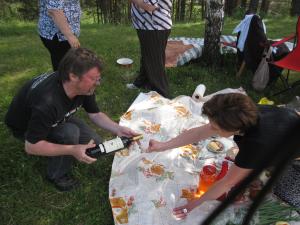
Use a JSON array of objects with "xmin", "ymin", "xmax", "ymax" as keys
[{"xmin": 0, "ymin": 16, "xmax": 299, "ymax": 225}]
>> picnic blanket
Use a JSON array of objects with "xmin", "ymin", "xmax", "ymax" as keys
[
  {"xmin": 108, "ymin": 88, "xmax": 300, "ymax": 225},
  {"xmin": 165, "ymin": 35, "xmax": 237, "ymax": 67},
  {"xmin": 165, "ymin": 35, "xmax": 294, "ymax": 68},
  {"xmin": 109, "ymin": 88, "xmax": 285, "ymax": 225}
]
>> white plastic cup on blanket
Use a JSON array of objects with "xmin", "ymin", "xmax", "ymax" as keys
[{"xmin": 192, "ymin": 84, "xmax": 206, "ymax": 102}]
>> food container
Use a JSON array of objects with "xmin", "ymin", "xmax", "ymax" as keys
[{"xmin": 196, "ymin": 161, "xmax": 217, "ymax": 197}]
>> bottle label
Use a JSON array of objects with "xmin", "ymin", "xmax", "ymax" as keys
[
  {"xmin": 99, "ymin": 144, "xmax": 105, "ymax": 153},
  {"xmin": 103, "ymin": 137, "xmax": 125, "ymax": 153}
]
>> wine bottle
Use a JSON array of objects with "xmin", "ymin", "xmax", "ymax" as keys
[{"xmin": 86, "ymin": 135, "xmax": 143, "ymax": 158}]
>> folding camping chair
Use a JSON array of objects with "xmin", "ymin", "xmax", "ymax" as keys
[
  {"xmin": 271, "ymin": 16, "xmax": 300, "ymax": 96},
  {"xmin": 233, "ymin": 14, "xmax": 268, "ymax": 78}
]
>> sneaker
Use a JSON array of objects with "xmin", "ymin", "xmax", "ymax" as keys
[
  {"xmin": 126, "ymin": 83, "xmax": 138, "ymax": 89},
  {"xmin": 46, "ymin": 174, "xmax": 80, "ymax": 192}
]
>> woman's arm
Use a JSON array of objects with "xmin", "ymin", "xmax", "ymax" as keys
[
  {"xmin": 147, "ymin": 124, "xmax": 216, "ymax": 152},
  {"xmin": 173, "ymin": 164, "xmax": 252, "ymax": 219},
  {"xmin": 48, "ymin": 9, "xmax": 80, "ymax": 48}
]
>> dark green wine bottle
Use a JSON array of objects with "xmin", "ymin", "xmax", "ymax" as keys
[{"xmin": 86, "ymin": 135, "xmax": 143, "ymax": 158}]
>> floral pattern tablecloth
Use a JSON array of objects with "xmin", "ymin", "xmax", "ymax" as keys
[{"xmin": 109, "ymin": 91, "xmax": 250, "ymax": 225}]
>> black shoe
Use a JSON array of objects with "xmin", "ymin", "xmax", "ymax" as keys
[{"xmin": 46, "ymin": 174, "xmax": 80, "ymax": 192}]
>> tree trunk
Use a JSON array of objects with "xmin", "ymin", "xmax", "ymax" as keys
[
  {"xmin": 96, "ymin": 0, "xmax": 100, "ymax": 24},
  {"xmin": 202, "ymin": 0, "xmax": 224, "ymax": 67},
  {"xmin": 290, "ymin": 0, "xmax": 300, "ymax": 16},
  {"xmin": 248, "ymin": 0, "xmax": 259, "ymax": 13},
  {"xmin": 175, "ymin": 0, "xmax": 180, "ymax": 21},
  {"xmin": 128, "ymin": 1, "xmax": 131, "ymax": 22},
  {"xmin": 260, "ymin": 0, "xmax": 270, "ymax": 16},
  {"xmin": 180, "ymin": 0, "xmax": 186, "ymax": 21},
  {"xmin": 201, "ymin": 0, "xmax": 206, "ymax": 20},
  {"xmin": 241, "ymin": 0, "xmax": 247, "ymax": 9},
  {"xmin": 224, "ymin": 0, "xmax": 230, "ymax": 15},
  {"xmin": 189, "ymin": 0, "xmax": 194, "ymax": 20},
  {"xmin": 225, "ymin": 0, "xmax": 238, "ymax": 16}
]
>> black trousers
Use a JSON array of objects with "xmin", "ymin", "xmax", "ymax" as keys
[
  {"xmin": 40, "ymin": 35, "xmax": 71, "ymax": 71},
  {"xmin": 134, "ymin": 29, "xmax": 171, "ymax": 98},
  {"xmin": 46, "ymin": 117, "xmax": 102, "ymax": 179}
]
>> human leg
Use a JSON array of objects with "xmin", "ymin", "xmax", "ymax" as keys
[
  {"xmin": 133, "ymin": 30, "xmax": 151, "ymax": 89},
  {"xmin": 46, "ymin": 117, "xmax": 102, "ymax": 181},
  {"xmin": 135, "ymin": 29, "xmax": 171, "ymax": 98},
  {"xmin": 46, "ymin": 122, "xmax": 80, "ymax": 183},
  {"xmin": 67, "ymin": 117, "xmax": 102, "ymax": 145},
  {"xmin": 40, "ymin": 35, "xmax": 71, "ymax": 71}
]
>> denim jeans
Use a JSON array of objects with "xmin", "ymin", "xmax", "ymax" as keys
[{"xmin": 46, "ymin": 117, "xmax": 102, "ymax": 180}]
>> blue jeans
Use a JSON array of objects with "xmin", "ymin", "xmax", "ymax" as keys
[{"xmin": 46, "ymin": 117, "xmax": 102, "ymax": 180}]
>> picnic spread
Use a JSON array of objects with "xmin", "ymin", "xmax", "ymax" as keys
[{"xmin": 108, "ymin": 89, "xmax": 299, "ymax": 225}]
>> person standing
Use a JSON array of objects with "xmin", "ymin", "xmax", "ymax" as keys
[
  {"xmin": 38, "ymin": 0, "xmax": 81, "ymax": 71},
  {"xmin": 127, "ymin": 0, "xmax": 172, "ymax": 98},
  {"xmin": 5, "ymin": 48, "xmax": 138, "ymax": 191}
]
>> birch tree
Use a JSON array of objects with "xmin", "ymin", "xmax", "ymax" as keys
[{"xmin": 202, "ymin": 0, "xmax": 224, "ymax": 66}]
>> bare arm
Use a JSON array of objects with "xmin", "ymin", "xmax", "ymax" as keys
[
  {"xmin": 173, "ymin": 164, "xmax": 252, "ymax": 219},
  {"xmin": 147, "ymin": 124, "xmax": 216, "ymax": 152},
  {"xmin": 48, "ymin": 9, "xmax": 80, "ymax": 48},
  {"xmin": 25, "ymin": 140, "xmax": 96, "ymax": 164},
  {"xmin": 88, "ymin": 112, "xmax": 139, "ymax": 137}
]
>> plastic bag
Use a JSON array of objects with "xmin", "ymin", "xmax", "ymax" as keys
[{"xmin": 252, "ymin": 47, "xmax": 273, "ymax": 91}]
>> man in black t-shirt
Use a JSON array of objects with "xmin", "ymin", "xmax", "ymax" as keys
[
  {"xmin": 145, "ymin": 93, "xmax": 300, "ymax": 219},
  {"xmin": 5, "ymin": 48, "xmax": 138, "ymax": 191}
]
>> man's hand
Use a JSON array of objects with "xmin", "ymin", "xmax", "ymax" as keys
[
  {"xmin": 146, "ymin": 139, "xmax": 166, "ymax": 152},
  {"xmin": 72, "ymin": 140, "xmax": 97, "ymax": 164},
  {"xmin": 116, "ymin": 126, "xmax": 140, "ymax": 138}
]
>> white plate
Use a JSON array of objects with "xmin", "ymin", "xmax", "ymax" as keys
[{"xmin": 116, "ymin": 58, "xmax": 133, "ymax": 66}]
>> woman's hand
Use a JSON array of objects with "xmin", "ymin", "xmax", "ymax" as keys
[
  {"xmin": 172, "ymin": 200, "xmax": 199, "ymax": 220},
  {"xmin": 66, "ymin": 33, "xmax": 80, "ymax": 48},
  {"xmin": 142, "ymin": 3, "xmax": 158, "ymax": 12},
  {"xmin": 146, "ymin": 139, "xmax": 166, "ymax": 152}
]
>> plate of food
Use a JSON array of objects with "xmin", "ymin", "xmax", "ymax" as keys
[{"xmin": 206, "ymin": 140, "xmax": 224, "ymax": 153}]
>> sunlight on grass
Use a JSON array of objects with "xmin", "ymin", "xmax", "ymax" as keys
[{"xmin": 0, "ymin": 69, "xmax": 36, "ymax": 85}]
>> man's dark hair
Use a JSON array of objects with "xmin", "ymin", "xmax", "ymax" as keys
[
  {"xmin": 58, "ymin": 48, "xmax": 104, "ymax": 82},
  {"xmin": 202, "ymin": 93, "xmax": 258, "ymax": 132}
]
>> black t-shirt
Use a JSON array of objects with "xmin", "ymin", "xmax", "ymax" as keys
[
  {"xmin": 5, "ymin": 72, "xmax": 100, "ymax": 144},
  {"xmin": 234, "ymin": 105, "xmax": 300, "ymax": 169}
]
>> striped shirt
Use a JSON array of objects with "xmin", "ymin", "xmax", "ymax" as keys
[{"xmin": 131, "ymin": 0, "xmax": 172, "ymax": 30}]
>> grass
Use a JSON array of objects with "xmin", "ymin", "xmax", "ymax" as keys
[{"xmin": 0, "ymin": 16, "xmax": 299, "ymax": 225}]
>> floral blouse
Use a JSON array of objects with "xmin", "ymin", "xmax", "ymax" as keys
[{"xmin": 38, "ymin": 0, "xmax": 81, "ymax": 41}]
